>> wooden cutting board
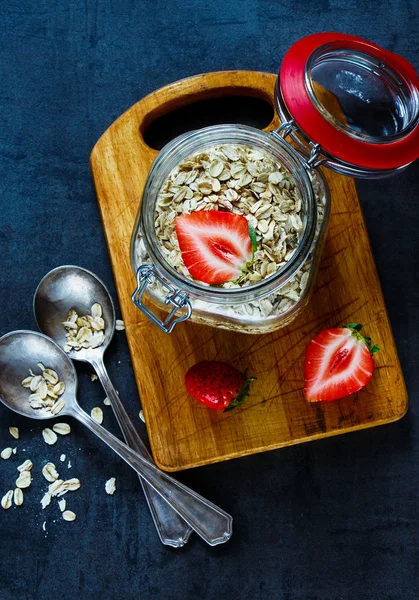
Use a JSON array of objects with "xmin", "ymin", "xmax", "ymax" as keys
[{"xmin": 90, "ymin": 71, "xmax": 407, "ymax": 472}]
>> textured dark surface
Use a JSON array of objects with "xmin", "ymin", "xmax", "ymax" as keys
[{"xmin": 0, "ymin": 1, "xmax": 418, "ymax": 599}]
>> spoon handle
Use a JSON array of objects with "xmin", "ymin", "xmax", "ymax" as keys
[
  {"xmin": 91, "ymin": 357, "xmax": 192, "ymax": 547},
  {"xmin": 70, "ymin": 404, "xmax": 232, "ymax": 546}
]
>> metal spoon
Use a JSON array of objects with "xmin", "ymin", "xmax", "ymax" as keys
[
  {"xmin": 33, "ymin": 265, "xmax": 193, "ymax": 547},
  {"xmin": 0, "ymin": 330, "xmax": 232, "ymax": 546}
]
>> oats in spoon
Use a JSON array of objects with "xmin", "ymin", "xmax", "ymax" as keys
[
  {"xmin": 62, "ymin": 303, "xmax": 105, "ymax": 352},
  {"xmin": 21, "ymin": 364, "xmax": 65, "ymax": 415}
]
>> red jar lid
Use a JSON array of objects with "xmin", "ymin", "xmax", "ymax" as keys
[{"xmin": 279, "ymin": 33, "xmax": 419, "ymax": 171}]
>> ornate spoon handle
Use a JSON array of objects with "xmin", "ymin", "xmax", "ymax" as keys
[
  {"xmin": 68, "ymin": 402, "xmax": 233, "ymax": 546},
  {"xmin": 91, "ymin": 357, "xmax": 192, "ymax": 547}
]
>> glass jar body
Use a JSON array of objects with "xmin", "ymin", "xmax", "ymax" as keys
[{"xmin": 131, "ymin": 125, "xmax": 330, "ymax": 334}]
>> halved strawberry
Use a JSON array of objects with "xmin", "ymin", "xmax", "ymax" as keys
[
  {"xmin": 304, "ymin": 324, "xmax": 380, "ymax": 402},
  {"xmin": 175, "ymin": 211, "xmax": 256, "ymax": 285}
]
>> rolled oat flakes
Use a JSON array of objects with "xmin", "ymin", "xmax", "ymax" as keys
[
  {"xmin": 153, "ymin": 144, "xmax": 304, "ymax": 289},
  {"xmin": 62, "ymin": 510, "xmax": 76, "ymax": 521},
  {"xmin": 9, "ymin": 427, "xmax": 19, "ymax": 440},
  {"xmin": 17, "ymin": 459, "xmax": 33, "ymax": 472},
  {"xmin": 1, "ymin": 447, "xmax": 13, "ymax": 460},
  {"xmin": 91, "ymin": 407, "xmax": 103, "ymax": 424},
  {"xmin": 42, "ymin": 428, "xmax": 58, "ymax": 445},
  {"xmin": 42, "ymin": 462, "xmax": 59, "ymax": 482},
  {"xmin": 16, "ymin": 471, "xmax": 31, "ymax": 489},
  {"xmin": 13, "ymin": 488, "xmax": 23, "ymax": 506},
  {"xmin": 52, "ymin": 422, "xmax": 71, "ymax": 436},
  {"xmin": 1, "ymin": 490, "xmax": 13, "ymax": 509}
]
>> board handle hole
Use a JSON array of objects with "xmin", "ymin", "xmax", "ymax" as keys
[{"xmin": 142, "ymin": 95, "xmax": 275, "ymax": 151}]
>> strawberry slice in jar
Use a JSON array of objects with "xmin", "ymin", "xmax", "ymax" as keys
[{"xmin": 175, "ymin": 211, "xmax": 256, "ymax": 285}]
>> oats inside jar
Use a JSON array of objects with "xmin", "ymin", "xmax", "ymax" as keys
[{"xmin": 154, "ymin": 144, "xmax": 303, "ymax": 288}]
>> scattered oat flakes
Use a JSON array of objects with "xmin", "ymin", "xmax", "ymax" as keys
[
  {"xmin": 115, "ymin": 320, "xmax": 125, "ymax": 331},
  {"xmin": 67, "ymin": 460, "xmax": 72, "ymax": 469},
  {"xmin": 17, "ymin": 459, "xmax": 33, "ymax": 472},
  {"xmin": 103, "ymin": 397, "xmax": 111, "ymax": 406},
  {"xmin": 91, "ymin": 407, "xmax": 103, "ymax": 424},
  {"xmin": 46, "ymin": 477, "xmax": 80, "ymax": 498},
  {"xmin": 12, "ymin": 448, "xmax": 17, "ymax": 455},
  {"xmin": 42, "ymin": 428, "xmax": 58, "ymax": 445},
  {"xmin": 42, "ymin": 462, "xmax": 59, "ymax": 483},
  {"xmin": 53, "ymin": 423, "xmax": 71, "ymax": 436},
  {"xmin": 42, "ymin": 521, "xmax": 47, "ymax": 531},
  {"xmin": 1, "ymin": 447, "xmax": 13, "ymax": 460},
  {"xmin": 40, "ymin": 492, "xmax": 52, "ymax": 509},
  {"xmin": 62, "ymin": 510, "xmax": 76, "ymax": 521},
  {"xmin": 16, "ymin": 471, "xmax": 31, "ymax": 489},
  {"xmin": 1, "ymin": 490, "xmax": 13, "ymax": 509},
  {"xmin": 58, "ymin": 498, "xmax": 66, "ymax": 512},
  {"xmin": 49, "ymin": 479, "xmax": 66, "ymax": 496},
  {"xmin": 60, "ymin": 454, "xmax": 66, "ymax": 462},
  {"xmin": 105, "ymin": 477, "xmax": 116, "ymax": 495},
  {"xmin": 9, "ymin": 427, "xmax": 19, "ymax": 440},
  {"xmin": 91, "ymin": 373, "xmax": 98, "ymax": 382},
  {"xmin": 63, "ymin": 478, "xmax": 81, "ymax": 491},
  {"xmin": 13, "ymin": 488, "xmax": 23, "ymax": 506},
  {"xmin": 139, "ymin": 410, "xmax": 145, "ymax": 423}
]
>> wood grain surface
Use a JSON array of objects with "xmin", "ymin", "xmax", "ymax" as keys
[{"xmin": 90, "ymin": 71, "xmax": 408, "ymax": 472}]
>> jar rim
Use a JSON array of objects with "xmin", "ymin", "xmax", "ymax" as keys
[{"xmin": 137, "ymin": 124, "xmax": 318, "ymax": 305}]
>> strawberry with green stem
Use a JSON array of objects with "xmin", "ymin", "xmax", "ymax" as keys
[
  {"xmin": 185, "ymin": 361, "xmax": 256, "ymax": 411},
  {"xmin": 304, "ymin": 323, "xmax": 380, "ymax": 402}
]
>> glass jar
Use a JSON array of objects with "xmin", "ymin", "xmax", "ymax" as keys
[
  {"xmin": 130, "ymin": 33, "xmax": 419, "ymax": 334},
  {"xmin": 131, "ymin": 125, "xmax": 330, "ymax": 334}
]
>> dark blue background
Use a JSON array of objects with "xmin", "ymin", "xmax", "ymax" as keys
[{"xmin": 1, "ymin": 1, "xmax": 418, "ymax": 599}]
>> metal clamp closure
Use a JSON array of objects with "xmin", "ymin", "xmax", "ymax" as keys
[
  {"xmin": 131, "ymin": 265, "xmax": 192, "ymax": 333},
  {"xmin": 305, "ymin": 142, "xmax": 322, "ymax": 169},
  {"xmin": 274, "ymin": 119, "xmax": 298, "ymax": 138},
  {"xmin": 272, "ymin": 121, "xmax": 324, "ymax": 170}
]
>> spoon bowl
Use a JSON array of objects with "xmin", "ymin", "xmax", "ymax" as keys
[
  {"xmin": 34, "ymin": 265, "xmax": 115, "ymax": 362},
  {"xmin": 0, "ymin": 330, "xmax": 77, "ymax": 419}
]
